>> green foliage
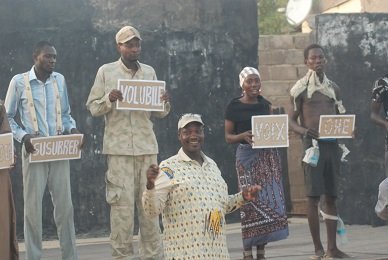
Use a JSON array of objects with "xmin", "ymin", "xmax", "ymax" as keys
[{"xmin": 258, "ymin": 0, "xmax": 295, "ymax": 35}]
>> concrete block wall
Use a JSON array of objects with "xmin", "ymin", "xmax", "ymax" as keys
[{"xmin": 258, "ymin": 33, "xmax": 312, "ymax": 215}]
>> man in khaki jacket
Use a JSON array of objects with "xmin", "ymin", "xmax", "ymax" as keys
[{"xmin": 86, "ymin": 25, "xmax": 170, "ymax": 259}]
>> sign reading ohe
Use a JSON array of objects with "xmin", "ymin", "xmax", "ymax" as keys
[
  {"xmin": 319, "ymin": 115, "xmax": 355, "ymax": 139},
  {"xmin": 0, "ymin": 133, "xmax": 14, "ymax": 169},
  {"xmin": 116, "ymin": 79, "xmax": 165, "ymax": 111},
  {"xmin": 251, "ymin": 115, "xmax": 289, "ymax": 148},
  {"xmin": 29, "ymin": 134, "xmax": 83, "ymax": 163}
]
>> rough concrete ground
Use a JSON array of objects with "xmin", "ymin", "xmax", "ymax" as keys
[{"xmin": 18, "ymin": 218, "xmax": 388, "ymax": 260}]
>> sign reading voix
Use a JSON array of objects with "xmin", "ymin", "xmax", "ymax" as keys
[
  {"xmin": 319, "ymin": 115, "xmax": 355, "ymax": 139},
  {"xmin": 116, "ymin": 80, "xmax": 165, "ymax": 111},
  {"xmin": 0, "ymin": 133, "xmax": 14, "ymax": 169},
  {"xmin": 251, "ymin": 115, "xmax": 289, "ymax": 148},
  {"xmin": 29, "ymin": 134, "xmax": 83, "ymax": 163}
]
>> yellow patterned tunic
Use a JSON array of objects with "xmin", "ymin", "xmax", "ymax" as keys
[{"xmin": 142, "ymin": 148, "xmax": 246, "ymax": 260}]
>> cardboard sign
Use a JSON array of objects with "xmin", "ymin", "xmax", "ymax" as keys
[
  {"xmin": 251, "ymin": 115, "xmax": 289, "ymax": 148},
  {"xmin": 318, "ymin": 115, "xmax": 355, "ymax": 139},
  {"xmin": 116, "ymin": 80, "xmax": 165, "ymax": 111},
  {"xmin": 29, "ymin": 134, "xmax": 83, "ymax": 163},
  {"xmin": 0, "ymin": 133, "xmax": 14, "ymax": 169}
]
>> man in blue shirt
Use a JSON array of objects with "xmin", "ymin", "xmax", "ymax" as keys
[{"xmin": 5, "ymin": 41, "xmax": 81, "ymax": 260}]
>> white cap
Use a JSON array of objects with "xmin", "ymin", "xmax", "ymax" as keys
[
  {"xmin": 115, "ymin": 26, "xmax": 142, "ymax": 44},
  {"xmin": 177, "ymin": 114, "xmax": 204, "ymax": 130},
  {"xmin": 375, "ymin": 177, "xmax": 388, "ymax": 220}
]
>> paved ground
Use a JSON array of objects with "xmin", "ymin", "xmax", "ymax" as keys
[{"xmin": 18, "ymin": 218, "xmax": 388, "ymax": 260}]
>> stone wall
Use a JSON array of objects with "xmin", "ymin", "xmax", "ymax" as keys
[
  {"xmin": 259, "ymin": 34, "xmax": 312, "ymax": 215},
  {"xmin": 0, "ymin": 0, "xmax": 259, "ymax": 237}
]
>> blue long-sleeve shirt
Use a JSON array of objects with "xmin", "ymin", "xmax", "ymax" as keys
[{"xmin": 4, "ymin": 67, "xmax": 76, "ymax": 143}]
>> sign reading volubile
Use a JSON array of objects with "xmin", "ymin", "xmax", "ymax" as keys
[
  {"xmin": 116, "ymin": 79, "xmax": 166, "ymax": 111},
  {"xmin": 0, "ymin": 133, "xmax": 14, "ymax": 169},
  {"xmin": 319, "ymin": 115, "xmax": 355, "ymax": 139},
  {"xmin": 29, "ymin": 134, "xmax": 83, "ymax": 163},
  {"xmin": 251, "ymin": 115, "xmax": 289, "ymax": 149}
]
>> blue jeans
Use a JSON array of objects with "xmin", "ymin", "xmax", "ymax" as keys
[{"xmin": 22, "ymin": 145, "xmax": 78, "ymax": 260}]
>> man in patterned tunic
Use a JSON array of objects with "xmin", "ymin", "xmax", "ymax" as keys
[{"xmin": 143, "ymin": 113, "xmax": 260, "ymax": 260}]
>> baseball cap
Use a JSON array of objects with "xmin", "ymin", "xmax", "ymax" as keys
[
  {"xmin": 177, "ymin": 114, "xmax": 204, "ymax": 130},
  {"xmin": 375, "ymin": 177, "xmax": 388, "ymax": 220},
  {"xmin": 115, "ymin": 26, "xmax": 142, "ymax": 44}
]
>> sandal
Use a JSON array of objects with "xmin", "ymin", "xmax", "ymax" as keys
[
  {"xmin": 309, "ymin": 249, "xmax": 325, "ymax": 260},
  {"xmin": 243, "ymin": 250, "xmax": 254, "ymax": 260}
]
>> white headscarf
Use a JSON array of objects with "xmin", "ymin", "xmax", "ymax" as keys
[{"xmin": 239, "ymin": 67, "xmax": 260, "ymax": 88}]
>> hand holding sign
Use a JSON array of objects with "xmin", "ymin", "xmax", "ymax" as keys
[
  {"xmin": 109, "ymin": 89, "xmax": 123, "ymax": 102},
  {"xmin": 241, "ymin": 130, "xmax": 254, "ymax": 145},
  {"xmin": 161, "ymin": 90, "xmax": 170, "ymax": 103},
  {"xmin": 22, "ymin": 134, "xmax": 36, "ymax": 154},
  {"xmin": 304, "ymin": 128, "xmax": 319, "ymax": 139},
  {"xmin": 71, "ymin": 128, "xmax": 85, "ymax": 149}
]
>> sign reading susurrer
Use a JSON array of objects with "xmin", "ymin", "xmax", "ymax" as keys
[
  {"xmin": 0, "ymin": 133, "xmax": 14, "ymax": 169},
  {"xmin": 319, "ymin": 115, "xmax": 355, "ymax": 139},
  {"xmin": 29, "ymin": 134, "xmax": 83, "ymax": 163},
  {"xmin": 251, "ymin": 115, "xmax": 289, "ymax": 148},
  {"xmin": 116, "ymin": 80, "xmax": 165, "ymax": 111}
]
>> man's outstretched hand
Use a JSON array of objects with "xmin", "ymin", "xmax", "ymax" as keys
[
  {"xmin": 146, "ymin": 164, "xmax": 160, "ymax": 190},
  {"xmin": 242, "ymin": 185, "xmax": 261, "ymax": 202}
]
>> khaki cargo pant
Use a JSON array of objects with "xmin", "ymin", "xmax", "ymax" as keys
[{"xmin": 106, "ymin": 154, "xmax": 163, "ymax": 260}]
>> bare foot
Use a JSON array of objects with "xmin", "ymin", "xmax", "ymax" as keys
[
  {"xmin": 310, "ymin": 249, "xmax": 325, "ymax": 259},
  {"xmin": 316, "ymin": 249, "xmax": 325, "ymax": 256},
  {"xmin": 325, "ymin": 249, "xmax": 351, "ymax": 258}
]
